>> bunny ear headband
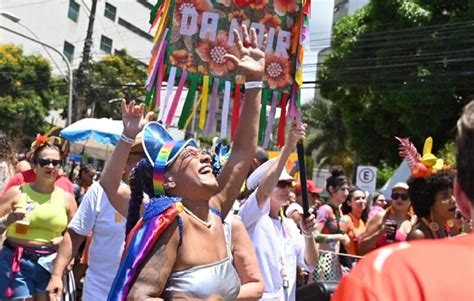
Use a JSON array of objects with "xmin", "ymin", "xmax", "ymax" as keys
[{"xmin": 395, "ymin": 136, "xmax": 445, "ymax": 178}]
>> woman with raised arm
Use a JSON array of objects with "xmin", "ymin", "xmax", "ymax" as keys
[{"xmin": 101, "ymin": 25, "xmax": 265, "ymax": 300}]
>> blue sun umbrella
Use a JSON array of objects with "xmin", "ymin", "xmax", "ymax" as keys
[{"xmin": 60, "ymin": 118, "xmax": 123, "ymax": 160}]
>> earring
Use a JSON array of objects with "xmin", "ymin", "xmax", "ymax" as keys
[{"xmin": 429, "ymin": 211, "xmax": 440, "ymax": 232}]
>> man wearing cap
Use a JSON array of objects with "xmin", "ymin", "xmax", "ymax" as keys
[
  {"xmin": 46, "ymin": 137, "xmax": 145, "ymax": 301},
  {"xmin": 286, "ymin": 180, "xmax": 323, "ymax": 225},
  {"xmin": 239, "ymin": 123, "xmax": 318, "ymax": 301}
]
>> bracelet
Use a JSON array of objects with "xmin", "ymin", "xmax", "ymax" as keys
[
  {"xmin": 302, "ymin": 230, "xmax": 313, "ymax": 239},
  {"xmin": 244, "ymin": 81, "xmax": 263, "ymax": 90},
  {"xmin": 120, "ymin": 133, "xmax": 135, "ymax": 145}
]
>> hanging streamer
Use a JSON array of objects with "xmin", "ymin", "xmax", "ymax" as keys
[
  {"xmin": 258, "ymin": 89, "xmax": 269, "ymax": 145},
  {"xmin": 165, "ymin": 70, "xmax": 188, "ymax": 126},
  {"xmin": 178, "ymin": 74, "xmax": 199, "ymax": 129},
  {"xmin": 204, "ymin": 78, "xmax": 220, "ymax": 135},
  {"xmin": 277, "ymin": 93, "xmax": 289, "ymax": 147},
  {"xmin": 146, "ymin": 31, "xmax": 168, "ymax": 91},
  {"xmin": 263, "ymin": 91, "xmax": 279, "ymax": 148},
  {"xmin": 144, "ymin": 85, "xmax": 154, "ymax": 110},
  {"xmin": 199, "ymin": 76, "xmax": 210, "ymax": 129},
  {"xmin": 220, "ymin": 81, "xmax": 231, "ymax": 139},
  {"xmin": 153, "ymin": 0, "xmax": 171, "ymax": 44},
  {"xmin": 183, "ymin": 93, "xmax": 202, "ymax": 130},
  {"xmin": 153, "ymin": 41, "xmax": 168, "ymax": 110},
  {"xmin": 230, "ymin": 82, "xmax": 241, "ymax": 140},
  {"xmin": 158, "ymin": 66, "xmax": 177, "ymax": 122}
]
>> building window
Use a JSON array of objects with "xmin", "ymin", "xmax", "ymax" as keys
[
  {"xmin": 137, "ymin": 0, "xmax": 154, "ymax": 10},
  {"xmin": 63, "ymin": 41, "xmax": 75, "ymax": 62},
  {"xmin": 104, "ymin": 2, "xmax": 117, "ymax": 21},
  {"xmin": 118, "ymin": 17, "xmax": 153, "ymax": 41},
  {"xmin": 100, "ymin": 35, "xmax": 113, "ymax": 53},
  {"xmin": 68, "ymin": 0, "xmax": 80, "ymax": 22}
]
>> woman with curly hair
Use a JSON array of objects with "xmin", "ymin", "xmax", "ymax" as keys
[
  {"xmin": 100, "ymin": 26, "xmax": 266, "ymax": 300},
  {"xmin": 407, "ymin": 169, "xmax": 457, "ymax": 240}
]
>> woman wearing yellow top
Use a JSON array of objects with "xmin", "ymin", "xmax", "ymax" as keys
[
  {"xmin": 341, "ymin": 187, "xmax": 368, "ymax": 257},
  {"xmin": 0, "ymin": 139, "xmax": 76, "ymax": 300}
]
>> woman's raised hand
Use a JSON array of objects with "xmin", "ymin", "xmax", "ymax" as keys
[
  {"xmin": 121, "ymin": 99, "xmax": 154, "ymax": 138},
  {"xmin": 224, "ymin": 25, "xmax": 267, "ymax": 81}
]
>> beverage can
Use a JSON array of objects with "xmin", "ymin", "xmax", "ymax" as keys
[{"xmin": 385, "ymin": 219, "xmax": 397, "ymax": 243}]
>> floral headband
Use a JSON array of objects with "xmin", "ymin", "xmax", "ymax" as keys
[
  {"xmin": 31, "ymin": 134, "xmax": 62, "ymax": 150},
  {"xmin": 395, "ymin": 136, "xmax": 445, "ymax": 178}
]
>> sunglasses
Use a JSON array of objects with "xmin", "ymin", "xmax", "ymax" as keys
[
  {"xmin": 391, "ymin": 192, "xmax": 409, "ymax": 201},
  {"xmin": 277, "ymin": 181, "xmax": 292, "ymax": 189},
  {"xmin": 182, "ymin": 148, "xmax": 209, "ymax": 160},
  {"xmin": 37, "ymin": 158, "xmax": 62, "ymax": 168}
]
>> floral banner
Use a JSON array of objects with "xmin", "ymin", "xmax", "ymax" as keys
[{"xmin": 165, "ymin": 0, "xmax": 302, "ymax": 90}]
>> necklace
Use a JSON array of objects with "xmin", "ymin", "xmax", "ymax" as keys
[
  {"xmin": 183, "ymin": 207, "xmax": 213, "ymax": 228},
  {"xmin": 421, "ymin": 218, "xmax": 451, "ymax": 239}
]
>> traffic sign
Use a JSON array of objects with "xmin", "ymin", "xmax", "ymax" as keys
[{"xmin": 356, "ymin": 165, "xmax": 377, "ymax": 193}]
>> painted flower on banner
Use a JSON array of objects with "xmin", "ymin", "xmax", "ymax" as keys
[
  {"xmin": 260, "ymin": 13, "xmax": 282, "ymax": 32},
  {"xmin": 250, "ymin": 0, "xmax": 269, "ymax": 10},
  {"xmin": 169, "ymin": 50, "xmax": 197, "ymax": 73},
  {"xmin": 274, "ymin": 0, "xmax": 297, "ymax": 16},
  {"xmin": 228, "ymin": 11, "xmax": 248, "ymax": 24},
  {"xmin": 173, "ymin": 0, "xmax": 212, "ymax": 26},
  {"xmin": 264, "ymin": 53, "xmax": 292, "ymax": 89},
  {"xmin": 196, "ymin": 31, "xmax": 239, "ymax": 77}
]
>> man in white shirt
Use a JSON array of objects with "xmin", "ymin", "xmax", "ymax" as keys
[{"xmin": 240, "ymin": 123, "xmax": 318, "ymax": 301}]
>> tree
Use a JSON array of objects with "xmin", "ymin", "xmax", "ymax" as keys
[
  {"xmin": 319, "ymin": 0, "xmax": 474, "ymax": 166},
  {"xmin": 0, "ymin": 44, "xmax": 66, "ymax": 143},
  {"xmin": 302, "ymin": 98, "xmax": 354, "ymax": 175},
  {"xmin": 84, "ymin": 49, "xmax": 148, "ymax": 120}
]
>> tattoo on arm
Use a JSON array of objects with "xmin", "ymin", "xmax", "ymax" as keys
[{"xmin": 127, "ymin": 223, "xmax": 178, "ymax": 301}]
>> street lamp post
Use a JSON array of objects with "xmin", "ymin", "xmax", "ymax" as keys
[{"xmin": 0, "ymin": 25, "xmax": 73, "ymax": 126}]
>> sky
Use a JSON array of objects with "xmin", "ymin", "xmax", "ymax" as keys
[{"xmin": 301, "ymin": 0, "xmax": 334, "ymax": 103}]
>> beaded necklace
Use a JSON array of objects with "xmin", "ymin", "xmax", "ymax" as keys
[{"xmin": 183, "ymin": 206, "xmax": 213, "ymax": 228}]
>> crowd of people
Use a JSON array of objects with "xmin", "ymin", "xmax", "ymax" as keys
[{"xmin": 0, "ymin": 25, "xmax": 472, "ymax": 301}]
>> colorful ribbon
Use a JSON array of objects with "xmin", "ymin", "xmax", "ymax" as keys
[
  {"xmin": 220, "ymin": 81, "xmax": 231, "ymax": 139},
  {"xmin": 230, "ymin": 82, "xmax": 241, "ymax": 141},
  {"xmin": 277, "ymin": 93, "xmax": 289, "ymax": 147},
  {"xmin": 199, "ymin": 75, "xmax": 210, "ymax": 129},
  {"xmin": 158, "ymin": 66, "xmax": 177, "ymax": 122},
  {"xmin": 154, "ymin": 40, "xmax": 167, "ymax": 110},
  {"xmin": 263, "ymin": 91, "xmax": 279, "ymax": 148},
  {"xmin": 204, "ymin": 78, "xmax": 220, "ymax": 135},
  {"xmin": 178, "ymin": 74, "xmax": 199, "ymax": 129},
  {"xmin": 165, "ymin": 70, "xmax": 188, "ymax": 126},
  {"xmin": 183, "ymin": 93, "xmax": 202, "ymax": 130},
  {"xmin": 258, "ymin": 89, "xmax": 269, "ymax": 145}
]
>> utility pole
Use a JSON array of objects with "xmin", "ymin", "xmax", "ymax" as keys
[{"xmin": 74, "ymin": 0, "xmax": 98, "ymax": 122}]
